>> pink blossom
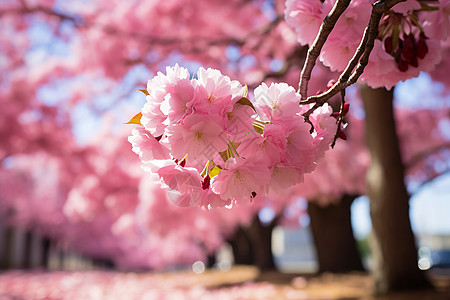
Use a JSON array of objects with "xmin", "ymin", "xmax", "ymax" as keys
[
  {"xmin": 226, "ymin": 103, "xmax": 255, "ymax": 142},
  {"xmin": 194, "ymin": 67, "xmax": 244, "ymax": 115},
  {"xmin": 392, "ymin": 0, "xmax": 421, "ymax": 15},
  {"xmin": 262, "ymin": 123, "xmax": 288, "ymax": 153},
  {"xmin": 422, "ymin": 0, "xmax": 450, "ymax": 41},
  {"xmin": 211, "ymin": 157, "xmax": 271, "ymax": 203},
  {"xmin": 310, "ymin": 103, "xmax": 336, "ymax": 147},
  {"xmin": 162, "ymin": 78, "xmax": 196, "ymax": 122},
  {"xmin": 269, "ymin": 164, "xmax": 303, "ymax": 194},
  {"xmin": 320, "ymin": 37, "xmax": 361, "ymax": 72},
  {"xmin": 284, "ymin": 0, "xmax": 324, "ymax": 46},
  {"xmin": 130, "ymin": 65, "xmax": 336, "ymax": 208},
  {"xmin": 165, "ymin": 114, "xmax": 228, "ymax": 166},
  {"xmin": 199, "ymin": 188, "xmax": 233, "ymax": 209},
  {"xmin": 360, "ymin": 39, "xmax": 443, "ymax": 89},
  {"xmin": 156, "ymin": 162, "xmax": 203, "ymax": 206},
  {"xmin": 253, "ymin": 82, "xmax": 301, "ymax": 122},
  {"xmin": 286, "ymin": 0, "xmax": 447, "ymax": 89},
  {"xmin": 128, "ymin": 127, "xmax": 170, "ymax": 161},
  {"xmin": 140, "ymin": 65, "xmax": 191, "ymax": 136},
  {"xmin": 283, "ymin": 119, "xmax": 316, "ymax": 172},
  {"xmin": 239, "ymin": 131, "xmax": 283, "ymax": 166},
  {"xmin": 323, "ymin": 0, "xmax": 371, "ymax": 42}
]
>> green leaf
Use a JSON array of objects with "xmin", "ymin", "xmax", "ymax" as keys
[
  {"xmin": 228, "ymin": 139, "xmax": 240, "ymax": 158},
  {"xmin": 243, "ymin": 84, "xmax": 248, "ymax": 98},
  {"xmin": 392, "ymin": 25, "xmax": 399, "ymax": 53},
  {"xmin": 237, "ymin": 97, "xmax": 256, "ymax": 112},
  {"xmin": 124, "ymin": 112, "xmax": 143, "ymax": 125},
  {"xmin": 209, "ymin": 165, "xmax": 223, "ymax": 178},
  {"xmin": 138, "ymin": 89, "xmax": 149, "ymax": 96},
  {"xmin": 409, "ymin": 14, "xmax": 423, "ymax": 31},
  {"xmin": 419, "ymin": 2, "xmax": 439, "ymax": 11}
]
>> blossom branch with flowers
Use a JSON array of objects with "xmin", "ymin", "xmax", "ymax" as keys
[
  {"xmin": 127, "ymin": 0, "xmax": 446, "ymax": 209},
  {"xmin": 128, "ymin": 65, "xmax": 336, "ymax": 209},
  {"xmin": 300, "ymin": 0, "xmax": 406, "ymax": 105}
]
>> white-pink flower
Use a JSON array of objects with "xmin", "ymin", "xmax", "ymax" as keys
[
  {"xmin": 128, "ymin": 127, "xmax": 170, "ymax": 161},
  {"xmin": 130, "ymin": 64, "xmax": 336, "ymax": 209},
  {"xmin": 283, "ymin": 119, "xmax": 315, "ymax": 171},
  {"xmin": 422, "ymin": 0, "xmax": 450, "ymax": 41},
  {"xmin": 284, "ymin": 0, "xmax": 324, "ymax": 46},
  {"xmin": 211, "ymin": 157, "xmax": 270, "ymax": 203},
  {"xmin": 141, "ymin": 64, "xmax": 190, "ymax": 136},
  {"xmin": 226, "ymin": 103, "xmax": 255, "ymax": 142},
  {"xmin": 254, "ymin": 82, "xmax": 301, "ymax": 122},
  {"xmin": 157, "ymin": 162, "xmax": 203, "ymax": 206},
  {"xmin": 194, "ymin": 67, "xmax": 244, "ymax": 115},
  {"xmin": 269, "ymin": 164, "xmax": 303, "ymax": 195},
  {"xmin": 165, "ymin": 114, "xmax": 228, "ymax": 166},
  {"xmin": 162, "ymin": 78, "xmax": 196, "ymax": 123}
]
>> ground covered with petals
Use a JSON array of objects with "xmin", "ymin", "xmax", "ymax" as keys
[{"xmin": 1, "ymin": 266, "xmax": 449, "ymax": 300}]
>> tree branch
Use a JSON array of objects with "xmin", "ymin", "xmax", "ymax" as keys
[
  {"xmin": 300, "ymin": 0, "xmax": 406, "ymax": 106},
  {"xmin": 300, "ymin": 0, "xmax": 406, "ymax": 146},
  {"xmin": 298, "ymin": 0, "xmax": 351, "ymax": 100}
]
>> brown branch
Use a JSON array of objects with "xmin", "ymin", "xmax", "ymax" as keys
[
  {"xmin": 301, "ymin": 0, "xmax": 406, "ymax": 106},
  {"xmin": 298, "ymin": 0, "xmax": 351, "ymax": 99},
  {"xmin": 330, "ymin": 90, "xmax": 346, "ymax": 148}
]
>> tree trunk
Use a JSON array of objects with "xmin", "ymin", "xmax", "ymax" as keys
[
  {"xmin": 246, "ymin": 215, "xmax": 278, "ymax": 271},
  {"xmin": 308, "ymin": 195, "xmax": 365, "ymax": 273},
  {"xmin": 360, "ymin": 85, "xmax": 429, "ymax": 294},
  {"xmin": 229, "ymin": 215, "xmax": 278, "ymax": 270},
  {"xmin": 0, "ymin": 226, "xmax": 13, "ymax": 269},
  {"xmin": 228, "ymin": 227, "xmax": 254, "ymax": 265},
  {"xmin": 23, "ymin": 230, "xmax": 33, "ymax": 269},
  {"xmin": 41, "ymin": 236, "xmax": 51, "ymax": 268}
]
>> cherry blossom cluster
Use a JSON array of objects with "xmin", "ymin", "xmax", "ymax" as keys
[
  {"xmin": 285, "ymin": 0, "xmax": 449, "ymax": 89},
  {"xmin": 129, "ymin": 65, "xmax": 336, "ymax": 209}
]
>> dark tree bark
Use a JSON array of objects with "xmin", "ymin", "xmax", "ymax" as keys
[
  {"xmin": 0, "ymin": 226, "xmax": 13, "ymax": 269},
  {"xmin": 23, "ymin": 230, "xmax": 33, "ymax": 269},
  {"xmin": 206, "ymin": 253, "xmax": 216, "ymax": 268},
  {"xmin": 228, "ymin": 226, "xmax": 254, "ymax": 265},
  {"xmin": 41, "ymin": 236, "xmax": 51, "ymax": 268},
  {"xmin": 228, "ymin": 214, "xmax": 279, "ymax": 270},
  {"xmin": 246, "ymin": 215, "xmax": 279, "ymax": 271},
  {"xmin": 360, "ymin": 85, "xmax": 429, "ymax": 294},
  {"xmin": 308, "ymin": 195, "xmax": 365, "ymax": 273}
]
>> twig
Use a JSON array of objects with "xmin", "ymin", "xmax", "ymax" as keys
[
  {"xmin": 300, "ymin": 0, "xmax": 406, "ymax": 144},
  {"xmin": 330, "ymin": 90, "xmax": 346, "ymax": 148},
  {"xmin": 298, "ymin": 0, "xmax": 351, "ymax": 100}
]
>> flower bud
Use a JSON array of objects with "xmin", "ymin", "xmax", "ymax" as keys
[
  {"xmin": 202, "ymin": 175, "xmax": 210, "ymax": 190},
  {"xmin": 338, "ymin": 130, "xmax": 347, "ymax": 140},
  {"xmin": 343, "ymin": 103, "xmax": 350, "ymax": 116},
  {"xmin": 417, "ymin": 32, "xmax": 428, "ymax": 59},
  {"xmin": 397, "ymin": 57, "xmax": 409, "ymax": 72},
  {"xmin": 401, "ymin": 34, "xmax": 417, "ymax": 64},
  {"xmin": 384, "ymin": 36, "xmax": 393, "ymax": 54}
]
